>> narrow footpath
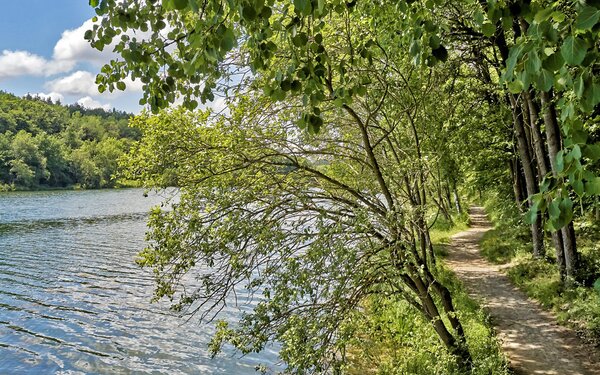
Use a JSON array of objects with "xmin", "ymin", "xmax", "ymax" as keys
[{"xmin": 445, "ymin": 207, "xmax": 600, "ymax": 375}]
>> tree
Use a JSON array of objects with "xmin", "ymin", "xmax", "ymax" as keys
[
  {"xmin": 104, "ymin": 3, "xmax": 488, "ymax": 370},
  {"xmin": 130, "ymin": 95, "xmax": 474, "ymax": 372},
  {"xmin": 10, "ymin": 130, "xmax": 48, "ymax": 187}
]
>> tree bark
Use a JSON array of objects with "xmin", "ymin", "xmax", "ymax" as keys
[
  {"xmin": 540, "ymin": 91, "xmax": 578, "ymax": 280},
  {"xmin": 523, "ymin": 91, "xmax": 549, "ymax": 177},
  {"xmin": 509, "ymin": 159, "xmax": 525, "ymax": 209},
  {"xmin": 452, "ymin": 180, "xmax": 462, "ymax": 213},
  {"xmin": 408, "ymin": 268, "xmax": 472, "ymax": 371},
  {"xmin": 509, "ymin": 94, "xmax": 545, "ymax": 258},
  {"xmin": 523, "ymin": 90, "xmax": 568, "ymax": 261}
]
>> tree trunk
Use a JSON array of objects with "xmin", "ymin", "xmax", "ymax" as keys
[
  {"xmin": 523, "ymin": 91, "xmax": 549, "ymax": 177},
  {"xmin": 452, "ymin": 180, "xmax": 462, "ymax": 213},
  {"xmin": 509, "ymin": 159, "xmax": 524, "ymax": 209},
  {"xmin": 524, "ymin": 90, "xmax": 567, "ymax": 260},
  {"xmin": 444, "ymin": 184, "xmax": 453, "ymax": 214},
  {"xmin": 409, "ymin": 268, "xmax": 472, "ymax": 371},
  {"xmin": 563, "ymin": 222, "xmax": 578, "ymax": 283},
  {"xmin": 509, "ymin": 94, "xmax": 545, "ymax": 258},
  {"xmin": 540, "ymin": 91, "xmax": 578, "ymax": 280}
]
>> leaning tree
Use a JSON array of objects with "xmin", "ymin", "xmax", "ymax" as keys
[{"xmin": 103, "ymin": 2, "xmax": 478, "ymax": 370}]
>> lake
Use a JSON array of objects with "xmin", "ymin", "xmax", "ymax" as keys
[{"xmin": 0, "ymin": 189, "xmax": 279, "ymax": 374}]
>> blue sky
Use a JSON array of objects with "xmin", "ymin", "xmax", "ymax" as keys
[{"xmin": 0, "ymin": 1, "xmax": 143, "ymax": 113}]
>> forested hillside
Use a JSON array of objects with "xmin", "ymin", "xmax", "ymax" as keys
[{"xmin": 0, "ymin": 91, "xmax": 139, "ymax": 189}]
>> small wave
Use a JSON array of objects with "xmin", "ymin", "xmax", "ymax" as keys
[{"xmin": 0, "ymin": 212, "xmax": 149, "ymax": 235}]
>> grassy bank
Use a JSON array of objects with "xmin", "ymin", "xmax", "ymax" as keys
[
  {"xmin": 347, "ymin": 215, "xmax": 509, "ymax": 374},
  {"xmin": 480, "ymin": 199, "xmax": 600, "ymax": 347},
  {"xmin": 0, "ymin": 179, "xmax": 141, "ymax": 192}
]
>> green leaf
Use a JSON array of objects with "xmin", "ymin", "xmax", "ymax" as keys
[
  {"xmin": 536, "ymin": 69, "xmax": 554, "ymax": 92},
  {"xmin": 572, "ymin": 178, "xmax": 584, "ymax": 196},
  {"xmin": 292, "ymin": 32, "xmax": 308, "ymax": 47},
  {"xmin": 574, "ymin": 74, "xmax": 586, "ymax": 97},
  {"xmin": 173, "ymin": 0, "xmax": 188, "ymax": 9},
  {"xmin": 548, "ymin": 197, "xmax": 560, "ymax": 220},
  {"xmin": 220, "ymin": 28, "xmax": 236, "ymax": 51},
  {"xmin": 409, "ymin": 40, "xmax": 420, "ymax": 57},
  {"xmin": 505, "ymin": 44, "xmax": 523, "ymax": 79},
  {"xmin": 507, "ymin": 80, "xmax": 524, "ymax": 93},
  {"xmin": 556, "ymin": 151, "xmax": 564, "ymax": 173},
  {"xmin": 543, "ymin": 52, "xmax": 564, "ymax": 72},
  {"xmin": 583, "ymin": 144, "xmax": 600, "ymax": 161},
  {"xmin": 116, "ymin": 81, "xmax": 126, "ymax": 91},
  {"xmin": 242, "ymin": 5, "xmax": 257, "ymax": 20},
  {"xmin": 481, "ymin": 22, "xmax": 495, "ymax": 37},
  {"xmin": 557, "ymin": 197, "xmax": 574, "ymax": 228},
  {"xmin": 540, "ymin": 177, "xmax": 551, "ymax": 193},
  {"xmin": 575, "ymin": 6, "xmax": 600, "ymax": 30},
  {"xmin": 552, "ymin": 11, "xmax": 565, "ymax": 23},
  {"xmin": 429, "ymin": 35, "xmax": 441, "ymax": 49},
  {"xmin": 526, "ymin": 203, "xmax": 539, "ymax": 224},
  {"xmin": 594, "ymin": 278, "xmax": 600, "ymax": 295},
  {"xmin": 293, "ymin": 0, "xmax": 312, "ymax": 16},
  {"xmin": 89, "ymin": 0, "xmax": 99, "ymax": 6},
  {"xmin": 585, "ymin": 177, "xmax": 600, "ymax": 195},
  {"xmin": 572, "ymin": 144, "xmax": 582, "ymax": 160},
  {"xmin": 561, "ymin": 36, "xmax": 588, "ymax": 65},
  {"xmin": 571, "ymin": 129, "xmax": 588, "ymax": 145},
  {"xmin": 474, "ymin": 9, "xmax": 484, "ymax": 26},
  {"xmin": 534, "ymin": 8, "xmax": 553, "ymax": 23},
  {"xmin": 526, "ymin": 51, "xmax": 541, "ymax": 73},
  {"xmin": 582, "ymin": 82, "xmax": 600, "ymax": 111}
]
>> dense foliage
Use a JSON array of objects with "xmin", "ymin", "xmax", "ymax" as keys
[{"xmin": 0, "ymin": 91, "xmax": 139, "ymax": 189}]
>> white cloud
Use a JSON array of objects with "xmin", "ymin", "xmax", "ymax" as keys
[
  {"xmin": 33, "ymin": 92, "xmax": 65, "ymax": 103},
  {"xmin": 77, "ymin": 96, "xmax": 111, "ymax": 111},
  {"xmin": 46, "ymin": 71, "xmax": 99, "ymax": 96},
  {"xmin": 0, "ymin": 19, "xmax": 115, "ymax": 81},
  {"xmin": 0, "ymin": 50, "xmax": 73, "ymax": 80},
  {"xmin": 53, "ymin": 19, "xmax": 116, "ymax": 66},
  {"xmin": 46, "ymin": 70, "xmax": 144, "ymax": 97}
]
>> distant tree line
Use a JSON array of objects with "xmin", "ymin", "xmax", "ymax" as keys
[{"xmin": 0, "ymin": 91, "xmax": 140, "ymax": 190}]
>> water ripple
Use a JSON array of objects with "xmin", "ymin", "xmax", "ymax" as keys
[{"xmin": 0, "ymin": 189, "xmax": 279, "ymax": 374}]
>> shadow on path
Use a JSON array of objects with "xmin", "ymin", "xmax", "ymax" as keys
[{"xmin": 445, "ymin": 207, "xmax": 600, "ymax": 375}]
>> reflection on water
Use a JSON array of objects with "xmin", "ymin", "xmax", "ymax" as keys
[{"xmin": 0, "ymin": 189, "xmax": 278, "ymax": 374}]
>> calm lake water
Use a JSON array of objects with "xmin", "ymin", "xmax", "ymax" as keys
[{"xmin": 0, "ymin": 189, "xmax": 278, "ymax": 374}]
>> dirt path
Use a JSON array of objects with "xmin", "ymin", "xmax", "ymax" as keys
[{"xmin": 445, "ymin": 207, "xmax": 600, "ymax": 375}]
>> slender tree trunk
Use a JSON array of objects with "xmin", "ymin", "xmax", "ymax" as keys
[
  {"xmin": 452, "ymin": 180, "xmax": 462, "ymax": 213},
  {"xmin": 509, "ymin": 159, "xmax": 524, "ymax": 209},
  {"xmin": 444, "ymin": 184, "xmax": 453, "ymax": 213},
  {"xmin": 509, "ymin": 94, "xmax": 545, "ymax": 258},
  {"xmin": 524, "ymin": 91, "xmax": 549, "ymax": 177},
  {"xmin": 520, "ymin": 97, "xmax": 534, "ymax": 163},
  {"xmin": 524, "ymin": 90, "xmax": 567, "ymax": 260},
  {"xmin": 564, "ymin": 223, "xmax": 578, "ymax": 282},
  {"xmin": 409, "ymin": 267, "xmax": 472, "ymax": 371},
  {"xmin": 540, "ymin": 91, "xmax": 578, "ymax": 280}
]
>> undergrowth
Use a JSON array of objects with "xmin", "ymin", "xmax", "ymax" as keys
[{"xmin": 347, "ymin": 213, "xmax": 509, "ymax": 374}]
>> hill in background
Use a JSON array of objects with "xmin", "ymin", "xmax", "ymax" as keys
[{"xmin": 0, "ymin": 91, "xmax": 140, "ymax": 190}]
